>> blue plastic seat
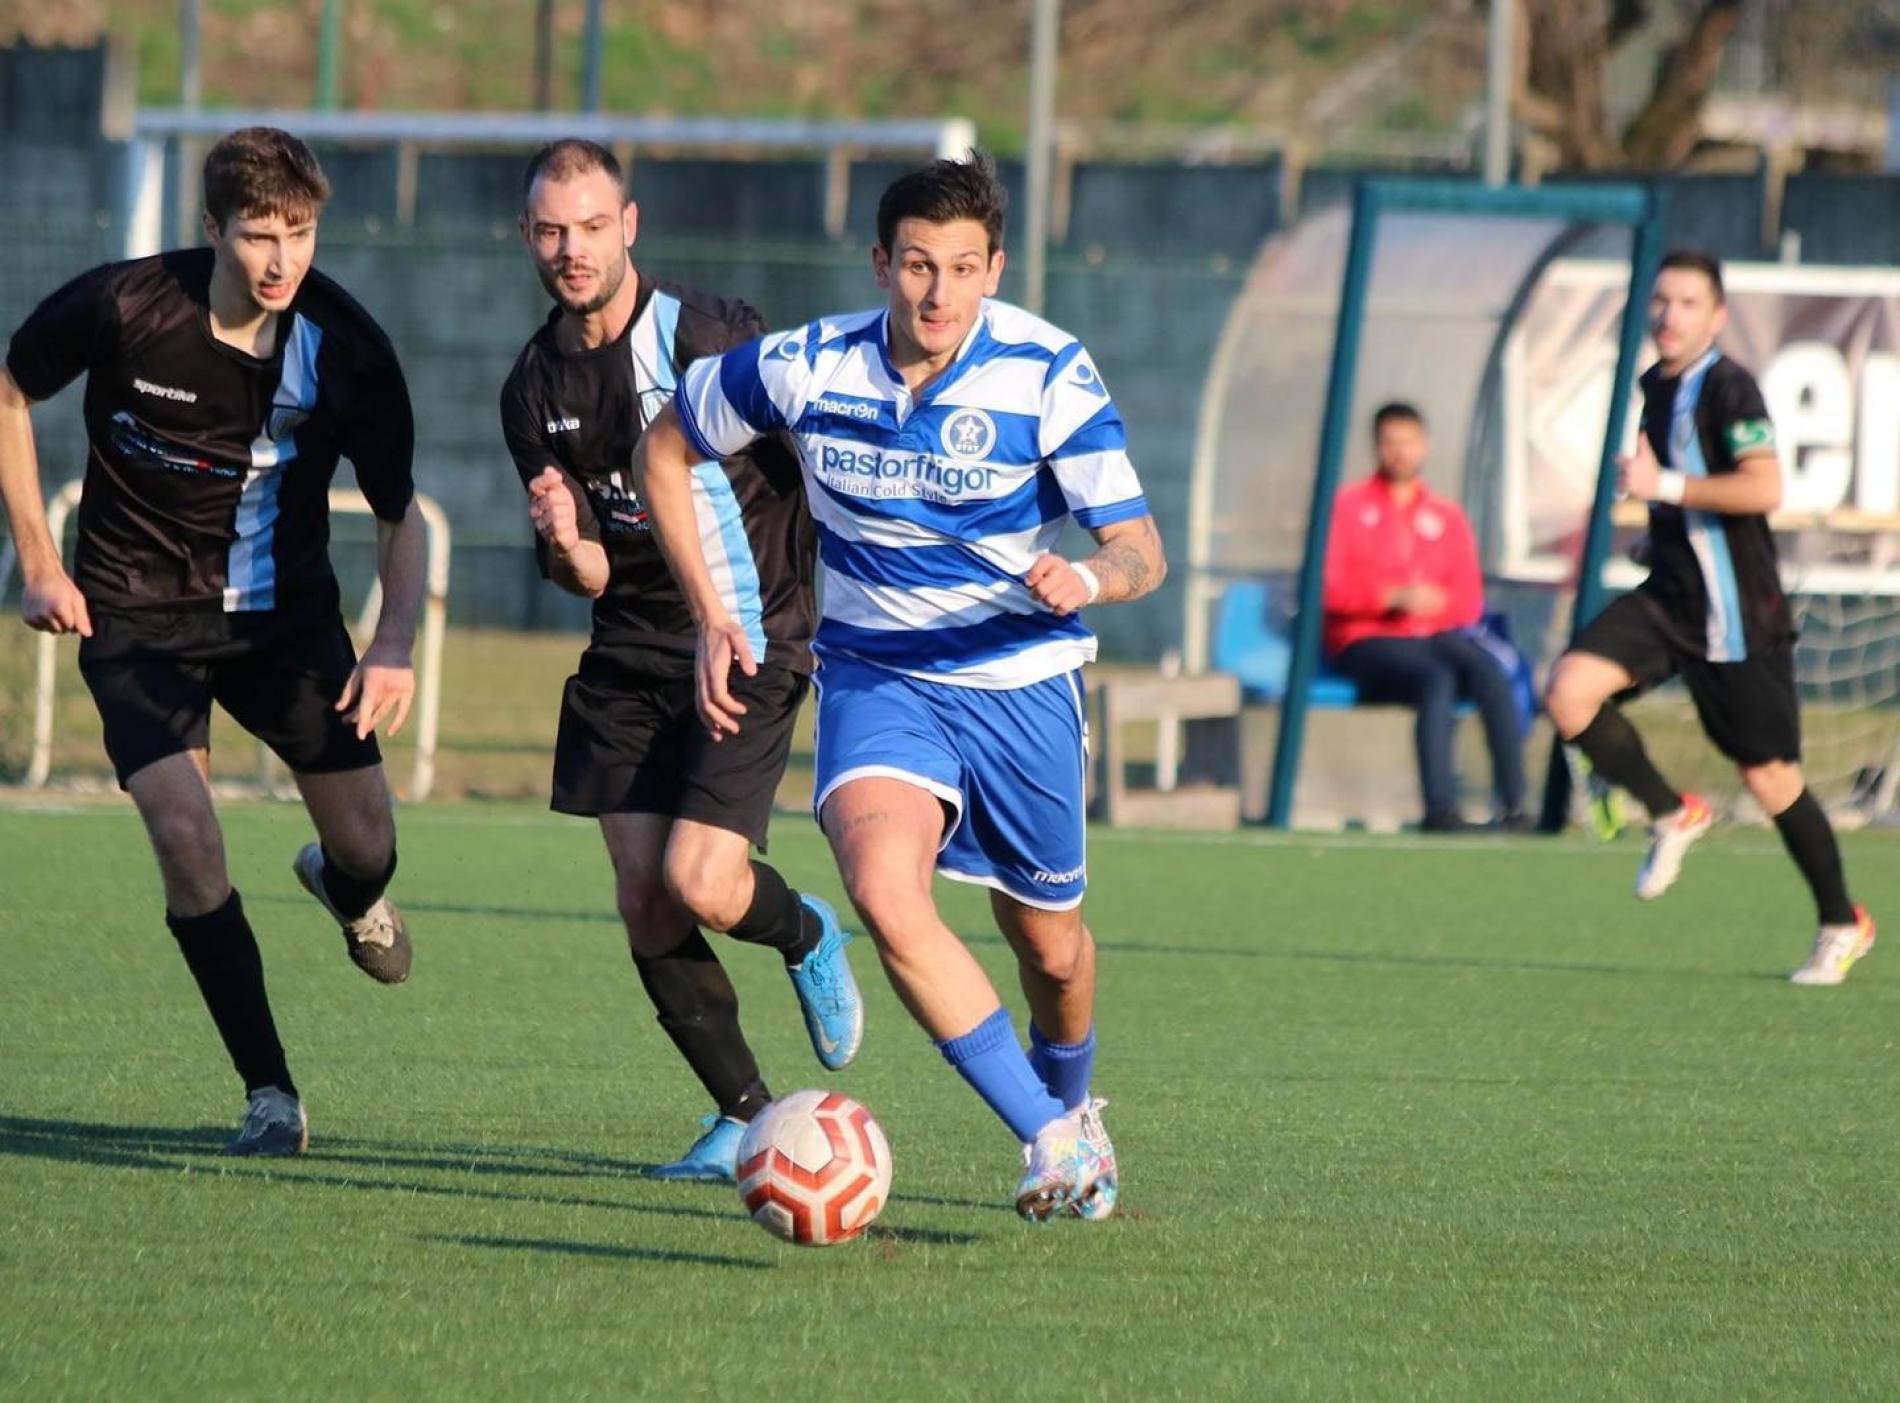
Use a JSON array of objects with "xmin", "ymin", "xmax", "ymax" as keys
[{"xmin": 1210, "ymin": 580, "xmax": 1360, "ymax": 707}]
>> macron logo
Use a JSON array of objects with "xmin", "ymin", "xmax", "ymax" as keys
[
  {"xmin": 546, "ymin": 416, "xmax": 581, "ymax": 434},
  {"xmin": 134, "ymin": 377, "xmax": 197, "ymax": 403},
  {"xmin": 814, "ymin": 396, "xmax": 881, "ymax": 423}
]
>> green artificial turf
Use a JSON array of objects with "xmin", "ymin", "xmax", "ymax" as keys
[{"xmin": 2, "ymin": 798, "xmax": 1897, "ymax": 1400}]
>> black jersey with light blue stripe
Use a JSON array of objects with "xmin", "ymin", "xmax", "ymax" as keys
[
  {"xmin": 6, "ymin": 248, "xmax": 414, "ymax": 618},
  {"xmin": 499, "ymin": 273, "xmax": 814, "ymax": 673},
  {"xmin": 1637, "ymin": 350, "xmax": 1791, "ymax": 662}
]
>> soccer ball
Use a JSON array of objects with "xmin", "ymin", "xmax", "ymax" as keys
[{"xmin": 736, "ymin": 1090, "xmax": 891, "ymax": 1246}]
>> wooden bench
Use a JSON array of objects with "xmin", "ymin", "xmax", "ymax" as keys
[{"xmin": 1090, "ymin": 672, "xmax": 1243, "ymax": 829}]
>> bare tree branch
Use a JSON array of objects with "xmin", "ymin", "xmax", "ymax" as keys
[{"xmin": 1621, "ymin": 0, "xmax": 1743, "ymax": 167}]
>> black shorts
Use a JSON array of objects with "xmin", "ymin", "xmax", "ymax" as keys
[
  {"xmin": 550, "ymin": 645, "xmax": 808, "ymax": 849},
  {"xmin": 1571, "ymin": 592, "xmax": 1799, "ymax": 766},
  {"xmin": 77, "ymin": 609, "xmax": 381, "ymax": 788}
]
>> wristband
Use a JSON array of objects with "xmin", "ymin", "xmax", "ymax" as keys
[
  {"xmin": 1072, "ymin": 562, "xmax": 1102, "ymax": 605},
  {"xmin": 1654, "ymin": 470, "xmax": 1687, "ymax": 506}
]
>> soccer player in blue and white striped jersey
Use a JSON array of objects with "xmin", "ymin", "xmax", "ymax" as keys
[{"xmin": 633, "ymin": 153, "xmax": 1166, "ymax": 1221}]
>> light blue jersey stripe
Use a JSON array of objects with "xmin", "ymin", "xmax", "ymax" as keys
[
  {"xmin": 227, "ymin": 313, "xmax": 321, "ymax": 612},
  {"xmin": 655, "ymin": 289, "xmax": 767, "ymax": 659},
  {"xmin": 693, "ymin": 462, "xmax": 769, "ymax": 662},
  {"xmin": 1671, "ymin": 351, "xmax": 1747, "ymax": 662}
]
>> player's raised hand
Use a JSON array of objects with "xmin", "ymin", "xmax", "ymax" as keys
[
  {"xmin": 1619, "ymin": 434, "xmax": 1662, "ymax": 501},
  {"xmin": 21, "ymin": 569, "xmax": 92, "ymax": 637},
  {"xmin": 1024, "ymin": 552, "xmax": 1091, "ymax": 616},
  {"xmin": 695, "ymin": 616, "xmax": 757, "ymax": 741},
  {"xmin": 335, "ymin": 639, "xmax": 416, "ymax": 740},
  {"xmin": 527, "ymin": 466, "xmax": 581, "ymax": 552}
]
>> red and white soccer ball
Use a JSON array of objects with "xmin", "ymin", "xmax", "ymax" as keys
[{"xmin": 736, "ymin": 1090, "xmax": 891, "ymax": 1246}]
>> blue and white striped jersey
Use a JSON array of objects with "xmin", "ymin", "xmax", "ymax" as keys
[{"xmin": 675, "ymin": 298, "xmax": 1148, "ymax": 688}]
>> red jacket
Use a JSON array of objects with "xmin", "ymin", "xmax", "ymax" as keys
[{"xmin": 1322, "ymin": 474, "xmax": 1484, "ymax": 657}]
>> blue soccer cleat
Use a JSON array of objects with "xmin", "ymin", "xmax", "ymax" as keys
[
  {"xmin": 649, "ymin": 1114, "xmax": 746, "ymax": 1182},
  {"xmin": 786, "ymin": 895, "xmax": 864, "ymax": 1071}
]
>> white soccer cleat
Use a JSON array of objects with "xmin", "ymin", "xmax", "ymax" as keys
[
  {"xmin": 1634, "ymin": 792, "xmax": 1714, "ymax": 900},
  {"xmin": 1790, "ymin": 906, "xmax": 1876, "ymax": 987}
]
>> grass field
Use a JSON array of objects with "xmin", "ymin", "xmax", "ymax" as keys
[{"xmin": 3, "ymin": 798, "xmax": 1899, "ymax": 1400}]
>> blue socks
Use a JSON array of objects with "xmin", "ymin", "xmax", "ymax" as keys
[
  {"xmin": 937, "ymin": 1008, "xmax": 1066, "ymax": 1143},
  {"xmin": 1029, "ymin": 1023, "xmax": 1095, "ymax": 1113}
]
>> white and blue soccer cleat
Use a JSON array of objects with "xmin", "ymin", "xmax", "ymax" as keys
[
  {"xmin": 786, "ymin": 895, "xmax": 864, "ymax": 1071},
  {"xmin": 1072, "ymin": 1098, "xmax": 1118, "ymax": 1222},
  {"xmin": 1014, "ymin": 1103, "xmax": 1117, "ymax": 1223},
  {"xmin": 649, "ymin": 1114, "xmax": 747, "ymax": 1182}
]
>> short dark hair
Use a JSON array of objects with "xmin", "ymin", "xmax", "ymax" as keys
[
  {"xmin": 876, "ymin": 151, "xmax": 1006, "ymax": 256},
  {"xmin": 203, "ymin": 127, "xmax": 330, "ymax": 230},
  {"xmin": 522, "ymin": 139, "xmax": 625, "ymax": 209},
  {"xmin": 1659, "ymin": 248, "xmax": 1725, "ymax": 304},
  {"xmin": 1372, "ymin": 401, "xmax": 1425, "ymax": 434}
]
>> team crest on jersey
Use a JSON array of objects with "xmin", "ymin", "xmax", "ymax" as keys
[
  {"xmin": 941, "ymin": 408, "xmax": 996, "ymax": 460},
  {"xmin": 267, "ymin": 405, "xmax": 310, "ymax": 442}
]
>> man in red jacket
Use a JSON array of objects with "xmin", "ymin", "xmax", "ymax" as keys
[{"xmin": 1322, "ymin": 402, "xmax": 1527, "ymax": 831}]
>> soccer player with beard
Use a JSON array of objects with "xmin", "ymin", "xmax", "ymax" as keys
[
  {"xmin": 633, "ymin": 153, "xmax": 1167, "ymax": 1221},
  {"xmin": 1546, "ymin": 249, "xmax": 1874, "ymax": 985},
  {"xmin": 0, "ymin": 128, "xmax": 422, "ymax": 1154},
  {"xmin": 500, "ymin": 140, "xmax": 863, "ymax": 1182}
]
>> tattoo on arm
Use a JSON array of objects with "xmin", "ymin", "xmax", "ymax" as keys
[{"xmin": 1086, "ymin": 518, "xmax": 1164, "ymax": 603}]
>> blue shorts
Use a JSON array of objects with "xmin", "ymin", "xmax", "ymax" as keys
[{"xmin": 811, "ymin": 651, "xmax": 1088, "ymax": 910}]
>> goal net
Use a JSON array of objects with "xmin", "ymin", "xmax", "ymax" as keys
[{"xmin": 1, "ymin": 483, "xmax": 450, "ymax": 801}]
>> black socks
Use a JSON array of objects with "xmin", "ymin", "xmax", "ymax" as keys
[
  {"xmin": 1569, "ymin": 708, "xmax": 1681, "ymax": 819},
  {"xmin": 166, "ymin": 891, "xmax": 295, "ymax": 1096},
  {"xmin": 631, "ymin": 931, "xmax": 770, "ymax": 1122},
  {"xmin": 725, "ymin": 861, "xmax": 822, "ymax": 966},
  {"xmin": 1772, "ymin": 789, "xmax": 1856, "ymax": 926},
  {"xmin": 319, "ymin": 845, "xmax": 397, "ymax": 921}
]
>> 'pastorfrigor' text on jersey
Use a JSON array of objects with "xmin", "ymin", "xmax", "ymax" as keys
[{"xmin": 674, "ymin": 298, "xmax": 1148, "ymax": 689}]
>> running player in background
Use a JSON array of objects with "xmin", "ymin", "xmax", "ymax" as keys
[
  {"xmin": 1545, "ymin": 249, "xmax": 1874, "ymax": 986},
  {"xmin": 0, "ymin": 128, "xmax": 422, "ymax": 1154},
  {"xmin": 501, "ymin": 139, "xmax": 862, "ymax": 1182},
  {"xmin": 633, "ymin": 153, "xmax": 1166, "ymax": 1220}
]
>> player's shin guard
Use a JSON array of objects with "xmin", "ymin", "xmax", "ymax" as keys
[
  {"xmin": 166, "ymin": 890, "xmax": 296, "ymax": 1096},
  {"xmin": 1772, "ymin": 788, "xmax": 1856, "ymax": 926},
  {"xmin": 1029, "ymin": 1023, "xmax": 1095, "ymax": 1113},
  {"xmin": 725, "ymin": 861, "xmax": 822, "ymax": 965},
  {"xmin": 938, "ymin": 1007, "xmax": 1067, "ymax": 1143},
  {"xmin": 1569, "ymin": 707, "xmax": 1681, "ymax": 819},
  {"xmin": 318, "ymin": 844, "xmax": 397, "ymax": 922},
  {"xmin": 631, "ymin": 932, "xmax": 770, "ymax": 1121}
]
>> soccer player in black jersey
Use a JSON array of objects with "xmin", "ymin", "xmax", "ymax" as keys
[
  {"xmin": 1546, "ymin": 249, "xmax": 1874, "ymax": 985},
  {"xmin": 0, "ymin": 128, "xmax": 424, "ymax": 1154},
  {"xmin": 500, "ymin": 139, "xmax": 863, "ymax": 1182}
]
